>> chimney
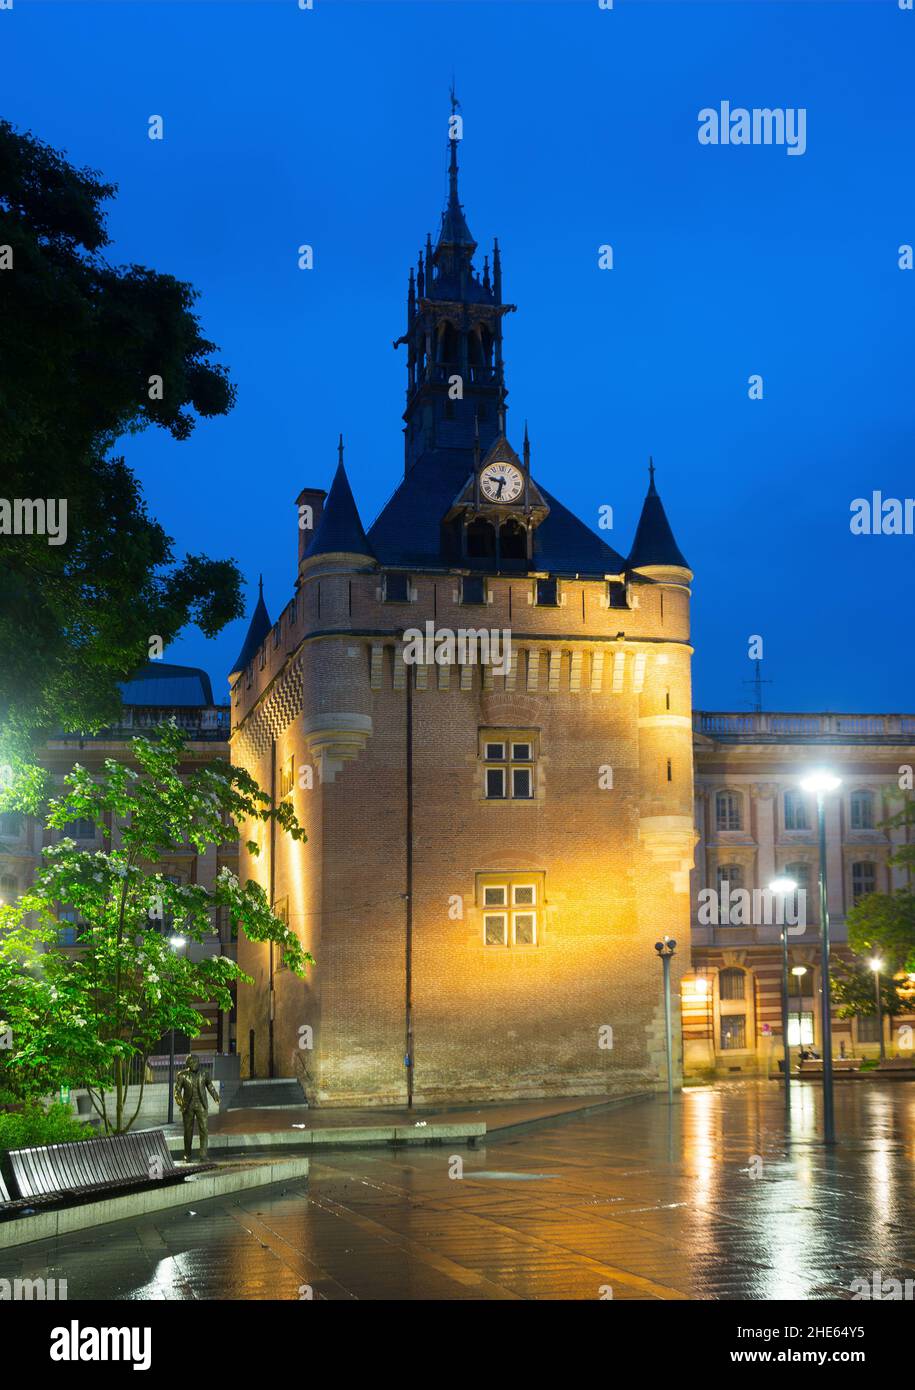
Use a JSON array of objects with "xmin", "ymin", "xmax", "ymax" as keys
[{"xmin": 296, "ymin": 486, "xmax": 327, "ymax": 571}]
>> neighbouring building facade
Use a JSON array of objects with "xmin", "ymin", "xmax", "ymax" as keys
[
  {"xmin": 684, "ymin": 710, "xmax": 915, "ymax": 1075},
  {"xmin": 230, "ymin": 129, "xmax": 697, "ymax": 1106},
  {"xmin": 0, "ymin": 662, "xmax": 238, "ymax": 1056}
]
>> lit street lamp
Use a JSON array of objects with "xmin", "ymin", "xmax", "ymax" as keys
[
  {"xmin": 791, "ymin": 966, "xmax": 808, "ymax": 1058},
  {"xmin": 770, "ymin": 876, "xmax": 798, "ymax": 1118},
  {"xmin": 800, "ymin": 770, "xmax": 842, "ymax": 1145},
  {"xmin": 869, "ymin": 956, "xmax": 886, "ymax": 1062},
  {"xmin": 654, "ymin": 937, "xmax": 677, "ymax": 1106},
  {"xmin": 166, "ymin": 934, "xmax": 188, "ymax": 1125}
]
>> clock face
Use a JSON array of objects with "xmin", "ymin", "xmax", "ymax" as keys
[{"xmin": 480, "ymin": 461, "xmax": 524, "ymax": 504}]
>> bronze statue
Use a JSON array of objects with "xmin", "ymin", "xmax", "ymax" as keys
[{"xmin": 173, "ymin": 1053, "xmax": 219, "ymax": 1161}]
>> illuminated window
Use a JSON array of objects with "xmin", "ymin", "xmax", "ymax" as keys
[
  {"xmin": 788, "ymin": 1013, "xmax": 815, "ymax": 1046},
  {"xmin": 481, "ymin": 731, "xmax": 536, "ymax": 800},
  {"xmin": 279, "ymin": 755, "xmax": 295, "ymax": 800},
  {"xmin": 478, "ymin": 874, "xmax": 543, "ymax": 947}
]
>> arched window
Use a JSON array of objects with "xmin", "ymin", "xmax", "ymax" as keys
[
  {"xmin": 719, "ymin": 967, "xmax": 746, "ymax": 1001},
  {"xmin": 466, "ymin": 519, "xmax": 496, "ymax": 559},
  {"xmin": 716, "ymin": 863, "xmax": 744, "ymax": 892},
  {"xmin": 0, "ymin": 811, "xmax": 24, "ymax": 837},
  {"xmin": 851, "ymin": 862, "xmax": 877, "ymax": 903},
  {"xmin": 850, "ymin": 790, "xmax": 875, "ymax": 831},
  {"xmin": 437, "ymin": 321, "xmax": 459, "ymax": 364},
  {"xmin": 500, "ymin": 518, "xmax": 526, "ymax": 560},
  {"xmin": 715, "ymin": 790, "xmax": 742, "ymax": 832}
]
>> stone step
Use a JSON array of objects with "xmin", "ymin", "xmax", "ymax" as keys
[{"xmin": 228, "ymin": 1079, "xmax": 308, "ymax": 1110}]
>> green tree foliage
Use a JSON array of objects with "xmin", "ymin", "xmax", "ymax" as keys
[
  {"xmin": 0, "ymin": 726, "xmax": 313, "ymax": 1134},
  {"xmin": 0, "ymin": 120, "xmax": 243, "ymax": 769},
  {"xmin": 830, "ymin": 956, "xmax": 907, "ymax": 1021},
  {"xmin": 846, "ymin": 795, "xmax": 915, "ymax": 975}
]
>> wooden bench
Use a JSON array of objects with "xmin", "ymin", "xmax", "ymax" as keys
[{"xmin": 0, "ymin": 1128, "xmax": 214, "ymax": 1219}]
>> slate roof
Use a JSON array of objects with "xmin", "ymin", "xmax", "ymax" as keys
[
  {"xmin": 627, "ymin": 472, "xmax": 690, "ymax": 571},
  {"xmin": 367, "ymin": 460, "xmax": 626, "ymax": 576},
  {"xmin": 228, "ymin": 579, "xmax": 272, "ymax": 679},
  {"xmin": 119, "ymin": 662, "xmax": 215, "ymax": 707},
  {"xmin": 305, "ymin": 460, "xmax": 373, "ymax": 561}
]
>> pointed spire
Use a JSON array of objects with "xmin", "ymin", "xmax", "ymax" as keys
[
  {"xmin": 437, "ymin": 96, "xmax": 476, "ymax": 253},
  {"xmin": 229, "ymin": 578, "xmax": 272, "ymax": 681},
  {"xmin": 304, "ymin": 447, "xmax": 374, "ymax": 562},
  {"xmin": 627, "ymin": 461, "xmax": 690, "ymax": 573}
]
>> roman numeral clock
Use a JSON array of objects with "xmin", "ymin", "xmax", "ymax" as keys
[{"xmin": 444, "ymin": 429, "xmax": 549, "ymax": 571}]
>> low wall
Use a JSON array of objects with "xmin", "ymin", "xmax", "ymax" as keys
[{"xmin": 68, "ymin": 1081, "xmax": 222, "ymax": 1128}]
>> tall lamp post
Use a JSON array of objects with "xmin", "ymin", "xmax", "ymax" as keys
[
  {"xmin": 770, "ymin": 877, "xmax": 798, "ymax": 1119},
  {"xmin": 654, "ymin": 937, "xmax": 677, "ymax": 1105},
  {"xmin": 800, "ymin": 771, "xmax": 842, "ymax": 1146},
  {"xmin": 792, "ymin": 965, "xmax": 808, "ymax": 1055},
  {"xmin": 869, "ymin": 957, "xmax": 886, "ymax": 1062},
  {"xmin": 166, "ymin": 934, "xmax": 187, "ymax": 1124}
]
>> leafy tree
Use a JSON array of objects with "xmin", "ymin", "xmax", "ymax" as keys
[
  {"xmin": 0, "ymin": 726, "xmax": 312, "ymax": 1133},
  {"xmin": 846, "ymin": 795, "xmax": 915, "ymax": 975},
  {"xmin": 0, "ymin": 119, "xmax": 243, "ymax": 771},
  {"xmin": 830, "ymin": 956, "xmax": 908, "ymax": 1022}
]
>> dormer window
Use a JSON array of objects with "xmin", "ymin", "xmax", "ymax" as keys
[{"xmin": 384, "ymin": 572, "xmax": 411, "ymax": 603}]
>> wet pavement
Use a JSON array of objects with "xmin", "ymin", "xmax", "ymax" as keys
[{"xmin": 6, "ymin": 1080, "xmax": 915, "ymax": 1300}]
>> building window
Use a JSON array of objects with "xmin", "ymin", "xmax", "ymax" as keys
[
  {"xmin": 719, "ymin": 967, "xmax": 746, "ymax": 1001},
  {"xmin": 273, "ymin": 623, "xmax": 281, "ymax": 648},
  {"xmin": 259, "ymin": 643, "xmax": 266, "ymax": 670},
  {"xmin": 57, "ymin": 907, "xmax": 86, "ymax": 947},
  {"xmin": 478, "ymin": 875, "xmax": 542, "ymax": 946},
  {"xmin": 0, "ymin": 812, "xmax": 24, "ymax": 838},
  {"xmin": 481, "ymin": 733, "xmax": 536, "ymax": 800},
  {"xmin": 715, "ymin": 791, "xmax": 742, "ymax": 832},
  {"xmin": 784, "ymin": 791, "xmax": 809, "ymax": 831},
  {"xmin": 384, "ymin": 572, "xmax": 411, "ymax": 603},
  {"xmin": 535, "ymin": 577, "xmax": 559, "ymax": 607},
  {"xmin": 720, "ymin": 1015, "xmax": 747, "ymax": 1050},
  {"xmin": 788, "ymin": 1013, "xmax": 815, "ymax": 1046},
  {"xmin": 856, "ymin": 1013, "xmax": 881, "ymax": 1043},
  {"xmin": 716, "ymin": 863, "xmax": 744, "ymax": 893},
  {"xmin": 61, "ymin": 818, "xmax": 96, "ymax": 840},
  {"xmin": 461, "ymin": 575, "xmax": 486, "ymax": 605},
  {"xmin": 279, "ymin": 755, "xmax": 295, "ymax": 800},
  {"xmin": 0, "ymin": 874, "xmax": 17, "ymax": 904},
  {"xmin": 851, "ymin": 862, "xmax": 877, "ymax": 903},
  {"xmin": 850, "ymin": 790, "xmax": 875, "ymax": 830}
]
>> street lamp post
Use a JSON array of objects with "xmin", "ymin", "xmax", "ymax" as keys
[
  {"xmin": 801, "ymin": 771, "xmax": 842, "ymax": 1146},
  {"xmin": 770, "ymin": 877, "xmax": 798, "ymax": 1119},
  {"xmin": 870, "ymin": 957, "xmax": 886, "ymax": 1063},
  {"xmin": 792, "ymin": 965, "xmax": 808, "ymax": 1057},
  {"xmin": 166, "ymin": 934, "xmax": 187, "ymax": 1125},
  {"xmin": 654, "ymin": 937, "xmax": 677, "ymax": 1105}
]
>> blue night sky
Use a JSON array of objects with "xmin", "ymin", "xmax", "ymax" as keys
[{"xmin": 4, "ymin": 0, "xmax": 914, "ymax": 713}]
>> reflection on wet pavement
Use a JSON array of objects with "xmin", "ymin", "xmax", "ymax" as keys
[{"xmin": 6, "ymin": 1081, "xmax": 915, "ymax": 1300}]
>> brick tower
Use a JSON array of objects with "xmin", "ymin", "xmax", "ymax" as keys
[{"xmin": 231, "ymin": 117, "xmax": 696, "ymax": 1105}]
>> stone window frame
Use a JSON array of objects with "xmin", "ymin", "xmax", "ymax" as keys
[
  {"xmin": 477, "ymin": 872, "xmax": 544, "ymax": 948},
  {"xmin": 714, "ymin": 787, "xmax": 744, "ymax": 833},
  {"xmin": 479, "ymin": 729, "xmax": 539, "ymax": 802},
  {"xmin": 850, "ymin": 860, "xmax": 878, "ymax": 904},
  {"xmin": 783, "ymin": 789, "xmax": 811, "ymax": 832},
  {"xmin": 849, "ymin": 788, "xmax": 877, "ymax": 831}
]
